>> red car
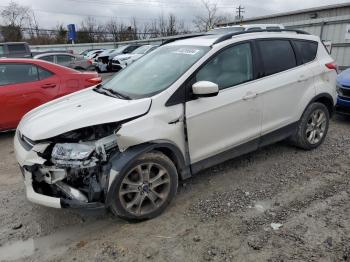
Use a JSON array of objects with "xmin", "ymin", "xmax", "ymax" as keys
[{"xmin": 0, "ymin": 59, "xmax": 102, "ymax": 131}]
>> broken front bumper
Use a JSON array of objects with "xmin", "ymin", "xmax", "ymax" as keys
[
  {"xmin": 22, "ymin": 169, "xmax": 105, "ymax": 210},
  {"xmin": 15, "ymin": 131, "xmax": 106, "ymax": 210}
]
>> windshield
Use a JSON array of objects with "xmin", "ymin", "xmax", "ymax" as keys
[
  {"xmin": 131, "ymin": 45, "xmax": 151, "ymax": 54},
  {"xmin": 103, "ymin": 45, "xmax": 210, "ymax": 99},
  {"xmin": 210, "ymin": 27, "xmax": 244, "ymax": 34}
]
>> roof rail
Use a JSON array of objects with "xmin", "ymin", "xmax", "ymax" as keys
[
  {"xmin": 161, "ymin": 33, "xmax": 209, "ymax": 45},
  {"xmin": 212, "ymin": 29, "xmax": 310, "ymax": 45}
]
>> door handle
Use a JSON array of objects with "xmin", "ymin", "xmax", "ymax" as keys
[
  {"xmin": 298, "ymin": 75, "xmax": 308, "ymax": 82},
  {"xmin": 41, "ymin": 83, "xmax": 56, "ymax": 88},
  {"xmin": 243, "ymin": 92, "xmax": 258, "ymax": 100}
]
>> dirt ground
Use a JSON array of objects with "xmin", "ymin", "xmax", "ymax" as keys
[{"xmin": 0, "ymin": 115, "xmax": 349, "ymax": 262}]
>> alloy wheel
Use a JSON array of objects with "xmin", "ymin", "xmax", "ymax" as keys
[
  {"xmin": 119, "ymin": 163, "xmax": 171, "ymax": 216},
  {"xmin": 306, "ymin": 109, "xmax": 327, "ymax": 145}
]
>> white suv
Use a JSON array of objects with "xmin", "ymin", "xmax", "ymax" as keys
[{"xmin": 14, "ymin": 30, "xmax": 337, "ymax": 221}]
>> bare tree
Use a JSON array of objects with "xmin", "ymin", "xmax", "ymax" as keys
[
  {"xmin": 0, "ymin": 0, "xmax": 37, "ymax": 41},
  {"xmin": 193, "ymin": 0, "xmax": 230, "ymax": 31},
  {"xmin": 105, "ymin": 18, "xmax": 119, "ymax": 41}
]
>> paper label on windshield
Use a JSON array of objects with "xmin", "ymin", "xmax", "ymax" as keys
[{"xmin": 173, "ymin": 48, "xmax": 200, "ymax": 55}]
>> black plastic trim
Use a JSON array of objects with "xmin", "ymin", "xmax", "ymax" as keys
[
  {"xmin": 60, "ymin": 199, "xmax": 105, "ymax": 210},
  {"xmin": 191, "ymin": 138, "xmax": 258, "ymax": 174},
  {"xmin": 106, "ymin": 141, "xmax": 189, "ymax": 206},
  {"xmin": 109, "ymin": 141, "xmax": 189, "ymax": 179}
]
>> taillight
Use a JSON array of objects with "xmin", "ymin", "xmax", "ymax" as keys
[
  {"xmin": 86, "ymin": 77, "xmax": 102, "ymax": 85},
  {"xmin": 325, "ymin": 62, "xmax": 339, "ymax": 73},
  {"xmin": 87, "ymin": 59, "xmax": 92, "ymax": 65}
]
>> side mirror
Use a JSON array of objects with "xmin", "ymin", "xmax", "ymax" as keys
[{"xmin": 192, "ymin": 81, "xmax": 219, "ymax": 98}]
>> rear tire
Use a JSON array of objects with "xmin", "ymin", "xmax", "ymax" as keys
[
  {"xmin": 109, "ymin": 151, "xmax": 178, "ymax": 221},
  {"xmin": 290, "ymin": 102, "xmax": 329, "ymax": 150}
]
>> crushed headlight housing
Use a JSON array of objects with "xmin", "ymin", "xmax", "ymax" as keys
[{"xmin": 52, "ymin": 143, "xmax": 95, "ymax": 161}]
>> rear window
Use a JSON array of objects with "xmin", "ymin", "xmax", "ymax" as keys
[
  {"xmin": 8, "ymin": 44, "xmax": 27, "ymax": 53},
  {"xmin": 293, "ymin": 40, "xmax": 318, "ymax": 64},
  {"xmin": 258, "ymin": 39, "xmax": 297, "ymax": 76}
]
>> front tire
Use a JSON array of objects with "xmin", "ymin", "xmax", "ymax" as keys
[
  {"xmin": 291, "ymin": 102, "xmax": 329, "ymax": 150},
  {"xmin": 109, "ymin": 151, "xmax": 178, "ymax": 221}
]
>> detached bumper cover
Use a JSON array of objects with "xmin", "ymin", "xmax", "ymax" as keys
[
  {"xmin": 23, "ymin": 170, "xmax": 105, "ymax": 210},
  {"xmin": 24, "ymin": 171, "xmax": 61, "ymax": 208}
]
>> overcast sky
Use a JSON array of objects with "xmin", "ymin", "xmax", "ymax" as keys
[{"xmin": 0, "ymin": 0, "xmax": 348, "ymax": 29}]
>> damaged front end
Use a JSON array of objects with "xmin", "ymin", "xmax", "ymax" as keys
[{"xmin": 25, "ymin": 123, "xmax": 120, "ymax": 209}]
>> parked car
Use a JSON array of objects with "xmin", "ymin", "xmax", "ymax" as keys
[
  {"xmin": 34, "ymin": 53, "xmax": 95, "ymax": 71},
  {"xmin": 0, "ymin": 42, "xmax": 31, "ymax": 58},
  {"xmin": 84, "ymin": 49, "xmax": 104, "ymax": 60},
  {"xmin": 80, "ymin": 48, "xmax": 104, "ymax": 57},
  {"xmin": 0, "ymin": 59, "xmax": 101, "ymax": 131},
  {"xmin": 96, "ymin": 44, "xmax": 140, "ymax": 72},
  {"xmin": 14, "ymin": 30, "xmax": 336, "ymax": 221},
  {"xmin": 209, "ymin": 24, "xmax": 285, "ymax": 34},
  {"xmin": 111, "ymin": 45, "xmax": 158, "ymax": 71},
  {"xmin": 335, "ymin": 68, "xmax": 350, "ymax": 115}
]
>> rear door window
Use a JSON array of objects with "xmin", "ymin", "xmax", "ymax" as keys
[
  {"xmin": 257, "ymin": 39, "xmax": 297, "ymax": 76},
  {"xmin": 40, "ymin": 55, "xmax": 55, "ymax": 63},
  {"xmin": 0, "ymin": 63, "xmax": 39, "ymax": 85},
  {"xmin": 56, "ymin": 55, "xmax": 74, "ymax": 64},
  {"xmin": 293, "ymin": 40, "xmax": 318, "ymax": 64}
]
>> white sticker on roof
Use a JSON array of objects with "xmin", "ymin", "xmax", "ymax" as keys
[{"xmin": 173, "ymin": 48, "xmax": 200, "ymax": 55}]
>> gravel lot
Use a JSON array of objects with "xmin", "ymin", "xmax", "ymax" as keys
[{"xmin": 0, "ymin": 112, "xmax": 349, "ymax": 261}]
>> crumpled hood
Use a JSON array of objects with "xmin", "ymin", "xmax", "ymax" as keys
[
  {"xmin": 338, "ymin": 68, "xmax": 350, "ymax": 86},
  {"xmin": 19, "ymin": 88, "xmax": 152, "ymax": 141}
]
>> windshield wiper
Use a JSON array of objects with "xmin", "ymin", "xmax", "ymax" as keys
[
  {"xmin": 93, "ymin": 84, "xmax": 118, "ymax": 98},
  {"xmin": 93, "ymin": 84, "xmax": 131, "ymax": 100},
  {"xmin": 107, "ymin": 89, "xmax": 132, "ymax": 100}
]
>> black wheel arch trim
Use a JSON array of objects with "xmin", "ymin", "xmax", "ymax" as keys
[
  {"xmin": 105, "ymin": 140, "xmax": 190, "ymax": 206},
  {"xmin": 307, "ymin": 93, "xmax": 335, "ymax": 116}
]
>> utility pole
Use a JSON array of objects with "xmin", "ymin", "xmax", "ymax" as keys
[{"xmin": 236, "ymin": 5, "xmax": 245, "ymax": 22}]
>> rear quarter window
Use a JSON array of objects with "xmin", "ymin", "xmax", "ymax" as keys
[
  {"xmin": 38, "ymin": 67, "xmax": 54, "ymax": 80},
  {"xmin": 293, "ymin": 40, "xmax": 318, "ymax": 64},
  {"xmin": 0, "ymin": 45, "xmax": 4, "ymax": 56},
  {"xmin": 258, "ymin": 39, "xmax": 297, "ymax": 76}
]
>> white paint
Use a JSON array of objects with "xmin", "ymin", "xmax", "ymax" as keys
[{"xmin": 18, "ymin": 88, "xmax": 152, "ymax": 141}]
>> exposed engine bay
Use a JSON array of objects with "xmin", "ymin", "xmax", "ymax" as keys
[{"xmin": 29, "ymin": 123, "xmax": 120, "ymax": 207}]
